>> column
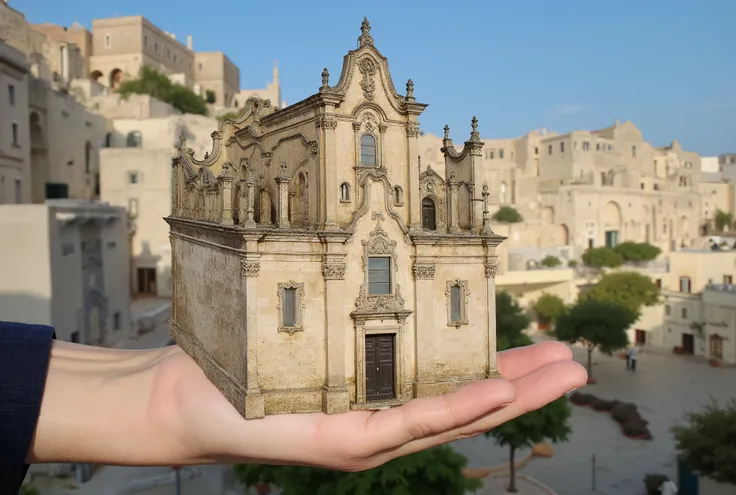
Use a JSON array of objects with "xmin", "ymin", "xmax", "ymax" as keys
[
  {"xmin": 407, "ymin": 120, "xmax": 421, "ymax": 231},
  {"xmin": 448, "ymin": 174, "xmax": 461, "ymax": 234},
  {"xmin": 241, "ymin": 243, "xmax": 264, "ymax": 419},
  {"xmin": 245, "ymin": 179, "xmax": 256, "ymax": 227},
  {"xmin": 275, "ymin": 162, "xmax": 291, "ymax": 229},
  {"xmin": 219, "ymin": 172, "xmax": 235, "ymax": 226},
  {"xmin": 481, "ymin": 184, "xmax": 493, "ymax": 234},
  {"xmin": 321, "ymin": 249, "xmax": 349, "ymax": 413},
  {"xmin": 317, "ymin": 116, "xmax": 339, "ymax": 230},
  {"xmin": 412, "ymin": 261, "xmax": 436, "ymax": 397},
  {"xmin": 485, "ymin": 256, "xmax": 501, "ymax": 378}
]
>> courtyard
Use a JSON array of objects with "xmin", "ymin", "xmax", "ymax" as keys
[{"xmin": 453, "ymin": 342, "xmax": 736, "ymax": 495}]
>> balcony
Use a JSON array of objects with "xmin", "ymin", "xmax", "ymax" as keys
[{"xmin": 703, "ymin": 283, "xmax": 736, "ymax": 307}]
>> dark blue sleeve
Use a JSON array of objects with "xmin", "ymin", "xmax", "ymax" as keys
[{"xmin": 0, "ymin": 321, "xmax": 56, "ymax": 494}]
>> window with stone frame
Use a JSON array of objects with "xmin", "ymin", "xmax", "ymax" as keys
[
  {"xmin": 277, "ymin": 281, "xmax": 305, "ymax": 334},
  {"xmin": 421, "ymin": 197, "xmax": 437, "ymax": 230},
  {"xmin": 393, "ymin": 185, "xmax": 404, "ymax": 206},
  {"xmin": 446, "ymin": 280, "xmax": 470, "ymax": 328},
  {"xmin": 360, "ymin": 134, "xmax": 377, "ymax": 166},
  {"xmin": 340, "ymin": 182, "xmax": 351, "ymax": 202},
  {"xmin": 368, "ymin": 257, "xmax": 391, "ymax": 295}
]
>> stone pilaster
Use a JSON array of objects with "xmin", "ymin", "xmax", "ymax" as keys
[
  {"xmin": 275, "ymin": 162, "xmax": 291, "ymax": 229},
  {"xmin": 241, "ymin": 249, "xmax": 264, "ymax": 418},
  {"xmin": 317, "ymin": 116, "xmax": 339, "ymax": 230},
  {"xmin": 448, "ymin": 175, "xmax": 461, "ymax": 234},
  {"xmin": 412, "ymin": 262, "xmax": 436, "ymax": 396},
  {"xmin": 321, "ymin": 252, "xmax": 349, "ymax": 413},
  {"xmin": 245, "ymin": 178, "xmax": 256, "ymax": 227},
  {"xmin": 238, "ymin": 180, "xmax": 248, "ymax": 226},
  {"xmin": 406, "ymin": 120, "xmax": 421, "ymax": 232},
  {"xmin": 485, "ymin": 256, "xmax": 501, "ymax": 377},
  {"xmin": 219, "ymin": 163, "xmax": 235, "ymax": 226}
]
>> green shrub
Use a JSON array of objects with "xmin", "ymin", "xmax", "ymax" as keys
[
  {"xmin": 582, "ymin": 247, "xmax": 624, "ymax": 268},
  {"xmin": 614, "ymin": 241, "xmax": 662, "ymax": 262},
  {"xmin": 541, "ymin": 255, "xmax": 562, "ymax": 268},
  {"xmin": 492, "ymin": 206, "xmax": 523, "ymax": 223}
]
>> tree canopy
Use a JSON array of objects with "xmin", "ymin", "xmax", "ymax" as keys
[
  {"xmin": 492, "ymin": 206, "xmax": 523, "ymax": 223},
  {"xmin": 581, "ymin": 247, "xmax": 623, "ymax": 268},
  {"xmin": 613, "ymin": 242, "xmax": 662, "ymax": 262},
  {"xmin": 540, "ymin": 255, "xmax": 562, "ymax": 268},
  {"xmin": 233, "ymin": 445, "xmax": 481, "ymax": 495},
  {"xmin": 582, "ymin": 271, "xmax": 660, "ymax": 321},
  {"xmin": 554, "ymin": 299, "xmax": 632, "ymax": 379},
  {"xmin": 672, "ymin": 398, "xmax": 736, "ymax": 485},
  {"xmin": 117, "ymin": 67, "xmax": 208, "ymax": 116},
  {"xmin": 533, "ymin": 293, "xmax": 566, "ymax": 325},
  {"xmin": 496, "ymin": 291, "xmax": 533, "ymax": 350},
  {"xmin": 714, "ymin": 209, "xmax": 734, "ymax": 232}
]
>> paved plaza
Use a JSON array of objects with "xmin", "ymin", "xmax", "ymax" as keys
[{"xmin": 453, "ymin": 342, "xmax": 736, "ymax": 495}]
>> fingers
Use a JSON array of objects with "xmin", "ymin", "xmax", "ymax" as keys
[
  {"xmin": 381, "ymin": 359, "xmax": 587, "ymax": 460},
  {"xmin": 497, "ymin": 341, "xmax": 573, "ymax": 381},
  {"xmin": 359, "ymin": 377, "xmax": 517, "ymax": 457}
]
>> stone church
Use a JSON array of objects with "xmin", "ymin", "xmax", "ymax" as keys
[{"xmin": 167, "ymin": 18, "xmax": 505, "ymax": 419}]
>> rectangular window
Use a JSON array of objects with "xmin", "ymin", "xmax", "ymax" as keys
[
  {"xmin": 582, "ymin": 141, "xmax": 589, "ymax": 151},
  {"xmin": 724, "ymin": 275, "xmax": 733, "ymax": 285},
  {"xmin": 498, "ymin": 149, "xmax": 504, "ymax": 159},
  {"xmin": 14, "ymin": 178, "xmax": 21, "ymax": 203},
  {"xmin": 11, "ymin": 122, "xmax": 19, "ymax": 146},
  {"xmin": 596, "ymin": 143, "xmax": 601, "ymax": 151},
  {"xmin": 640, "ymin": 183, "xmax": 645, "ymax": 190},
  {"xmin": 548, "ymin": 144, "xmax": 553, "ymax": 155},
  {"xmin": 489, "ymin": 150, "xmax": 495, "ymax": 159},
  {"xmin": 113, "ymin": 311, "xmax": 121, "ymax": 330},
  {"xmin": 560, "ymin": 142, "xmax": 565, "ymax": 153},
  {"xmin": 665, "ymin": 305, "xmax": 671, "ymax": 316},
  {"xmin": 681, "ymin": 308, "xmax": 687, "ymax": 319},
  {"xmin": 282, "ymin": 288, "xmax": 297, "ymax": 327},
  {"xmin": 534, "ymin": 146, "xmax": 538, "ymax": 155},
  {"xmin": 679, "ymin": 276, "xmax": 691, "ymax": 294},
  {"xmin": 450, "ymin": 285, "xmax": 461, "ymax": 322},
  {"xmin": 368, "ymin": 257, "xmax": 391, "ymax": 295},
  {"xmin": 144, "ymin": 35, "xmax": 148, "ymax": 46},
  {"xmin": 128, "ymin": 171, "xmax": 139, "ymax": 184},
  {"xmin": 604, "ymin": 230, "xmax": 619, "ymax": 248},
  {"xmin": 105, "ymin": 34, "xmax": 111, "ymax": 48},
  {"xmin": 8, "ymin": 84, "xmax": 15, "ymax": 106},
  {"xmin": 128, "ymin": 198, "xmax": 139, "ymax": 218},
  {"xmin": 656, "ymin": 279, "xmax": 662, "ymax": 288},
  {"xmin": 632, "ymin": 145, "xmax": 637, "ymax": 157}
]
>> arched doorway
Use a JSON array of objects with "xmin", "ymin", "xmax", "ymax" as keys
[{"xmin": 602, "ymin": 201, "xmax": 622, "ymax": 247}]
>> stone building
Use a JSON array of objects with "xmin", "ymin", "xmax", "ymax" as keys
[
  {"xmin": 0, "ymin": 200, "xmax": 132, "ymax": 345},
  {"xmin": 168, "ymin": 19, "xmax": 503, "ymax": 418}
]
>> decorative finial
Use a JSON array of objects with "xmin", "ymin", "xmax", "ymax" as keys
[
  {"xmin": 321, "ymin": 68, "xmax": 330, "ymax": 89},
  {"xmin": 443, "ymin": 125, "xmax": 450, "ymax": 140},
  {"xmin": 470, "ymin": 116, "xmax": 480, "ymax": 142},
  {"xmin": 406, "ymin": 79, "xmax": 414, "ymax": 99},
  {"xmin": 358, "ymin": 17, "xmax": 374, "ymax": 48}
]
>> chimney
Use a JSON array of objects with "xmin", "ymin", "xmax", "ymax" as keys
[{"xmin": 187, "ymin": 34, "xmax": 193, "ymax": 50}]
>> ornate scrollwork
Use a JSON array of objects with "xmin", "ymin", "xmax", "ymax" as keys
[
  {"xmin": 358, "ymin": 57, "xmax": 377, "ymax": 101},
  {"xmin": 308, "ymin": 140, "xmax": 319, "ymax": 155},
  {"xmin": 322, "ymin": 262, "xmax": 347, "ymax": 280},
  {"xmin": 262, "ymin": 152, "xmax": 273, "ymax": 167},
  {"xmin": 405, "ymin": 122, "xmax": 420, "ymax": 139},
  {"xmin": 412, "ymin": 263, "xmax": 435, "ymax": 280},
  {"xmin": 316, "ymin": 117, "xmax": 339, "ymax": 130},
  {"xmin": 484, "ymin": 257, "xmax": 499, "ymax": 278},
  {"xmin": 241, "ymin": 260, "xmax": 261, "ymax": 278}
]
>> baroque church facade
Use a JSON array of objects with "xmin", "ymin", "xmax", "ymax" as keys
[{"xmin": 168, "ymin": 19, "xmax": 505, "ymax": 418}]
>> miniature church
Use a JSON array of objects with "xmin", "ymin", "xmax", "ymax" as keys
[{"xmin": 167, "ymin": 18, "xmax": 505, "ymax": 419}]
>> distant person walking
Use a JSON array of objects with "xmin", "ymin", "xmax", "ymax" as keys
[
  {"xmin": 629, "ymin": 345, "xmax": 638, "ymax": 372},
  {"xmin": 625, "ymin": 346, "xmax": 632, "ymax": 370}
]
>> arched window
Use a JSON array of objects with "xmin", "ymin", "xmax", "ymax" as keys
[
  {"xmin": 126, "ymin": 131, "xmax": 142, "ymax": 148},
  {"xmin": 360, "ymin": 134, "xmax": 376, "ymax": 166},
  {"xmin": 340, "ymin": 182, "xmax": 351, "ymax": 202},
  {"xmin": 393, "ymin": 186, "xmax": 404, "ymax": 206},
  {"xmin": 421, "ymin": 197, "xmax": 436, "ymax": 231}
]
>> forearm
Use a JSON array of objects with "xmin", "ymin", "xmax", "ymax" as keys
[{"xmin": 27, "ymin": 340, "xmax": 172, "ymax": 465}]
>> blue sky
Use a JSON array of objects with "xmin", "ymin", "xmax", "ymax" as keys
[{"xmin": 20, "ymin": 0, "xmax": 736, "ymax": 155}]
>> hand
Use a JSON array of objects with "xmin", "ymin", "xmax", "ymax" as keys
[{"xmin": 145, "ymin": 340, "xmax": 586, "ymax": 471}]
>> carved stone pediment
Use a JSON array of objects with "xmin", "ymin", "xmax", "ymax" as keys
[
  {"xmin": 351, "ymin": 215, "xmax": 412, "ymax": 324},
  {"xmin": 419, "ymin": 165, "xmax": 445, "ymax": 193}
]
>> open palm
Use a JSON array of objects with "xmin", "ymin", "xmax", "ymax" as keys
[{"xmin": 144, "ymin": 341, "xmax": 586, "ymax": 470}]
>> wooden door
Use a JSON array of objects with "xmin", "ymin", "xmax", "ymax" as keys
[
  {"xmin": 709, "ymin": 334, "xmax": 723, "ymax": 360},
  {"xmin": 365, "ymin": 334, "xmax": 395, "ymax": 401},
  {"xmin": 635, "ymin": 329, "xmax": 646, "ymax": 345},
  {"xmin": 682, "ymin": 333, "xmax": 695, "ymax": 354}
]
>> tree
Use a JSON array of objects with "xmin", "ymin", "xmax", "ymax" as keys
[
  {"xmin": 533, "ymin": 293, "xmax": 566, "ymax": 326},
  {"xmin": 217, "ymin": 110, "xmax": 240, "ymax": 122},
  {"xmin": 554, "ymin": 299, "xmax": 632, "ymax": 380},
  {"xmin": 117, "ymin": 67, "xmax": 208, "ymax": 116},
  {"xmin": 581, "ymin": 247, "xmax": 623, "ymax": 268},
  {"xmin": 492, "ymin": 206, "xmax": 523, "ymax": 223},
  {"xmin": 205, "ymin": 89, "xmax": 216, "ymax": 104},
  {"xmin": 714, "ymin": 209, "xmax": 734, "ymax": 232},
  {"xmin": 582, "ymin": 271, "xmax": 660, "ymax": 321},
  {"xmin": 233, "ymin": 445, "xmax": 481, "ymax": 495},
  {"xmin": 567, "ymin": 260, "xmax": 579, "ymax": 269},
  {"xmin": 613, "ymin": 242, "xmax": 662, "ymax": 262},
  {"xmin": 496, "ymin": 291, "xmax": 532, "ymax": 351},
  {"xmin": 485, "ymin": 397, "xmax": 572, "ymax": 492},
  {"xmin": 671, "ymin": 398, "xmax": 736, "ymax": 485},
  {"xmin": 540, "ymin": 255, "xmax": 562, "ymax": 268},
  {"xmin": 19, "ymin": 486, "xmax": 40, "ymax": 495}
]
